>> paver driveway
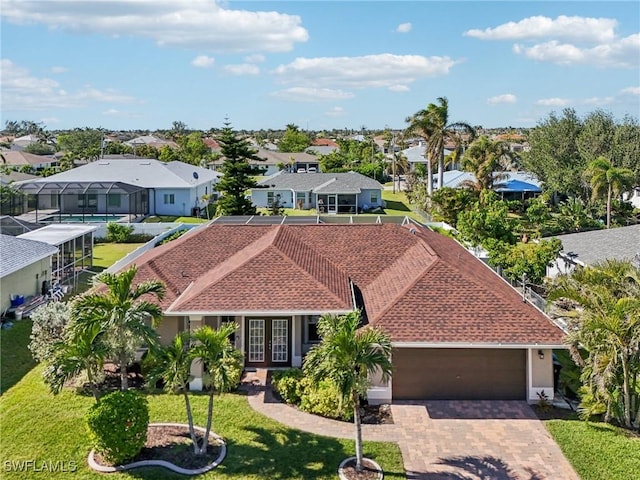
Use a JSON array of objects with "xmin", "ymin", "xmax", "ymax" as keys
[{"xmin": 244, "ymin": 371, "xmax": 579, "ymax": 480}]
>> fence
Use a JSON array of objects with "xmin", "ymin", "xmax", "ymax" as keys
[{"xmin": 92, "ymin": 222, "xmax": 180, "ymax": 238}]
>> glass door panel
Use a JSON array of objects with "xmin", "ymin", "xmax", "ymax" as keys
[
  {"xmin": 248, "ymin": 319, "xmax": 265, "ymax": 363},
  {"xmin": 271, "ymin": 319, "xmax": 288, "ymax": 363}
]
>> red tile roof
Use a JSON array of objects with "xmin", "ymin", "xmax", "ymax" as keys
[
  {"xmin": 312, "ymin": 138, "xmax": 339, "ymax": 147},
  {"xmin": 124, "ymin": 223, "xmax": 564, "ymax": 345}
]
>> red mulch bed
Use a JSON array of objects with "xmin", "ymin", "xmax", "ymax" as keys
[
  {"xmin": 93, "ymin": 425, "xmax": 221, "ymax": 470},
  {"xmin": 339, "ymin": 458, "xmax": 383, "ymax": 480}
]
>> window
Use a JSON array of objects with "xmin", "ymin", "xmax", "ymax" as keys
[
  {"xmin": 107, "ymin": 193, "xmax": 121, "ymax": 207},
  {"xmin": 305, "ymin": 316, "xmax": 321, "ymax": 344},
  {"xmin": 163, "ymin": 194, "xmax": 175, "ymax": 205},
  {"xmin": 370, "ymin": 192, "xmax": 378, "ymax": 204},
  {"xmin": 267, "ymin": 191, "xmax": 274, "ymax": 206}
]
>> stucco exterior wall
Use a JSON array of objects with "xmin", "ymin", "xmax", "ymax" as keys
[
  {"xmin": 157, "ymin": 316, "xmax": 182, "ymax": 345},
  {"xmin": 528, "ymin": 348, "xmax": 555, "ymax": 402},
  {"xmin": 0, "ymin": 258, "xmax": 52, "ymax": 313}
]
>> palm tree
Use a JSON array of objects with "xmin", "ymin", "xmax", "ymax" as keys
[
  {"xmin": 549, "ymin": 260, "xmax": 640, "ymax": 428},
  {"xmin": 406, "ymin": 97, "xmax": 475, "ymax": 195},
  {"xmin": 148, "ymin": 331, "xmax": 203, "ymax": 454},
  {"xmin": 460, "ymin": 136, "xmax": 512, "ymax": 192},
  {"xmin": 304, "ymin": 312, "xmax": 393, "ymax": 472},
  {"xmin": 584, "ymin": 157, "xmax": 634, "ymax": 228},
  {"xmin": 43, "ymin": 320, "xmax": 109, "ymax": 402},
  {"xmin": 72, "ymin": 265, "xmax": 165, "ymax": 390},
  {"xmin": 190, "ymin": 324, "xmax": 243, "ymax": 455}
]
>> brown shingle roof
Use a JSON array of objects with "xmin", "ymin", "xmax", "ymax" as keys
[{"xmin": 123, "ymin": 223, "xmax": 564, "ymax": 345}]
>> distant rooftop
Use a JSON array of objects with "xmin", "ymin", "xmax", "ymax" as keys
[{"xmin": 551, "ymin": 225, "xmax": 640, "ymax": 266}]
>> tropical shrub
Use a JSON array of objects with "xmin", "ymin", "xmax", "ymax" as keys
[
  {"xmin": 157, "ymin": 229, "xmax": 188, "ymax": 246},
  {"xmin": 271, "ymin": 368, "xmax": 304, "ymax": 404},
  {"xmin": 29, "ymin": 301, "xmax": 71, "ymax": 363},
  {"xmin": 299, "ymin": 377, "xmax": 353, "ymax": 421},
  {"xmin": 106, "ymin": 223, "xmax": 134, "ymax": 243},
  {"xmin": 86, "ymin": 390, "xmax": 149, "ymax": 464}
]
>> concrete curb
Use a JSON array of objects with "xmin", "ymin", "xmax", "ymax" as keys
[
  {"xmin": 87, "ymin": 423, "xmax": 226, "ymax": 475},
  {"xmin": 338, "ymin": 456, "xmax": 383, "ymax": 480}
]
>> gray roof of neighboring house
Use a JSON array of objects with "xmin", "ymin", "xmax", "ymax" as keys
[
  {"xmin": 1, "ymin": 151, "xmax": 57, "ymax": 166},
  {"xmin": 16, "ymin": 159, "xmax": 219, "ymax": 189},
  {"xmin": 551, "ymin": 224, "xmax": 640, "ymax": 267},
  {"xmin": 306, "ymin": 145, "xmax": 337, "ymax": 156},
  {"xmin": 1, "ymin": 171, "xmax": 39, "ymax": 184},
  {"xmin": 402, "ymin": 144, "xmax": 453, "ymax": 163},
  {"xmin": 0, "ymin": 233, "xmax": 58, "ymax": 278},
  {"xmin": 124, "ymin": 135, "xmax": 178, "ymax": 148},
  {"xmin": 210, "ymin": 149, "xmax": 318, "ymax": 166},
  {"xmin": 257, "ymin": 171, "xmax": 383, "ymax": 193}
]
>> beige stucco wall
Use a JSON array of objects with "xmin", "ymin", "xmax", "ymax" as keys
[
  {"xmin": 156, "ymin": 316, "xmax": 182, "ymax": 345},
  {"xmin": 0, "ymin": 258, "xmax": 51, "ymax": 313},
  {"xmin": 531, "ymin": 348, "xmax": 553, "ymax": 388}
]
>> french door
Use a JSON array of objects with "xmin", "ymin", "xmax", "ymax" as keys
[
  {"xmin": 327, "ymin": 194, "xmax": 337, "ymax": 214},
  {"xmin": 246, "ymin": 318, "xmax": 291, "ymax": 367}
]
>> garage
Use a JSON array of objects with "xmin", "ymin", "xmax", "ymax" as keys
[{"xmin": 392, "ymin": 348, "xmax": 526, "ymax": 400}]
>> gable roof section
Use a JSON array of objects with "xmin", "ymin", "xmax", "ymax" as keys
[
  {"xmin": 1, "ymin": 151, "xmax": 57, "ymax": 166},
  {"xmin": 0, "ymin": 233, "xmax": 58, "ymax": 278},
  {"xmin": 258, "ymin": 171, "xmax": 383, "ymax": 193},
  {"xmin": 552, "ymin": 225, "xmax": 640, "ymax": 266},
  {"xmin": 121, "ymin": 222, "xmax": 564, "ymax": 345}
]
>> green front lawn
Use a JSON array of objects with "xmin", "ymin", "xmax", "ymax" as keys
[
  {"xmin": 546, "ymin": 418, "xmax": 640, "ymax": 480},
  {"xmin": 0, "ymin": 368, "xmax": 404, "ymax": 479},
  {"xmin": 92, "ymin": 243, "xmax": 145, "ymax": 270}
]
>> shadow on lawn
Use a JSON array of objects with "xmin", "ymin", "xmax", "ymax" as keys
[
  {"xmin": 417, "ymin": 455, "xmax": 543, "ymax": 480},
  {"xmin": 125, "ymin": 424, "xmax": 405, "ymax": 480},
  {"xmin": 0, "ymin": 319, "xmax": 36, "ymax": 395},
  {"xmin": 383, "ymin": 200, "xmax": 410, "ymax": 212}
]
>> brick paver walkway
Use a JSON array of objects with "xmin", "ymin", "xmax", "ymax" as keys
[{"xmin": 242, "ymin": 370, "xmax": 580, "ymax": 479}]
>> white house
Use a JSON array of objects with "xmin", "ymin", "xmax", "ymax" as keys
[
  {"xmin": 253, "ymin": 171, "xmax": 383, "ymax": 213},
  {"xmin": 17, "ymin": 159, "xmax": 220, "ymax": 220}
]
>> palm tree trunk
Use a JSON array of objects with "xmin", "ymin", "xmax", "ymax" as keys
[
  {"xmin": 119, "ymin": 352, "xmax": 129, "ymax": 390},
  {"xmin": 621, "ymin": 355, "xmax": 632, "ymax": 428},
  {"xmin": 426, "ymin": 156, "xmax": 433, "ymax": 195},
  {"xmin": 198, "ymin": 391, "xmax": 215, "ymax": 455},
  {"xmin": 353, "ymin": 392, "xmax": 364, "ymax": 472},
  {"xmin": 606, "ymin": 184, "xmax": 612, "ymax": 228},
  {"xmin": 87, "ymin": 368, "xmax": 100, "ymax": 403},
  {"xmin": 437, "ymin": 149, "xmax": 445, "ymax": 190},
  {"xmin": 633, "ymin": 397, "xmax": 640, "ymax": 429},
  {"xmin": 183, "ymin": 391, "xmax": 200, "ymax": 455}
]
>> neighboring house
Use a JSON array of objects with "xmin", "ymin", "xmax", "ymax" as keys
[
  {"xmin": 0, "ymin": 233, "xmax": 58, "ymax": 313},
  {"xmin": 209, "ymin": 149, "xmax": 319, "ymax": 176},
  {"xmin": 1, "ymin": 151, "xmax": 58, "ymax": 171},
  {"xmin": 624, "ymin": 187, "xmax": 640, "ymax": 209},
  {"xmin": 18, "ymin": 224, "xmax": 97, "ymax": 287},
  {"xmin": 1, "ymin": 171, "xmax": 37, "ymax": 216},
  {"xmin": 440, "ymin": 170, "xmax": 542, "ymax": 199},
  {"xmin": 16, "ymin": 159, "xmax": 220, "ymax": 220},
  {"xmin": 254, "ymin": 171, "xmax": 383, "ymax": 213},
  {"xmin": 402, "ymin": 143, "xmax": 454, "ymax": 172},
  {"xmin": 10, "ymin": 134, "xmax": 39, "ymax": 151},
  {"xmin": 306, "ymin": 138, "xmax": 339, "ymax": 156},
  {"xmin": 124, "ymin": 135, "xmax": 178, "ymax": 150},
  {"xmin": 547, "ymin": 224, "xmax": 640, "ymax": 277},
  {"xmin": 116, "ymin": 220, "xmax": 564, "ymax": 403}
]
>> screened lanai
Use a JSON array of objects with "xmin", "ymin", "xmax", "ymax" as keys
[{"xmin": 17, "ymin": 181, "xmax": 148, "ymax": 223}]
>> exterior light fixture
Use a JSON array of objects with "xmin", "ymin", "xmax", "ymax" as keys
[{"xmin": 538, "ymin": 349, "xmax": 545, "ymax": 360}]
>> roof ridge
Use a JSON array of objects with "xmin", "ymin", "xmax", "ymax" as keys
[
  {"xmin": 167, "ymin": 226, "xmax": 280, "ymax": 311},
  {"xmin": 363, "ymin": 241, "xmax": 438, "ymax": 323},
  {"xmin": 272, "ymin": 226, "xmax": 353, "ymax": 306}
]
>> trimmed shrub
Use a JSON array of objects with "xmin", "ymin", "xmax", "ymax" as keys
[
  {"xmin": 271, "ymin": 368, "xmax": 304, "ymax": 404},
  {"xmin": 299, "ymin": 378, "xmax": 353, "ymax": 421},
  {"xmin": 86, "ymin": 390, "xmax": 149, "ymax": 464},
  {"xmin": 106, "ymin": 223, "xmax": 134, "ymax": 243},
  {"xmin": 29, "ymin": 302, "xmax": 71, "ymax": 363},
  {"xmin": 212, "ymin": 355, "xmax": 243, "ymax": 393}
]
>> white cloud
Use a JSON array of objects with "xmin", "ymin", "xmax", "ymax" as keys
[
  {"xmin": 396, "ymin": 22, "xmax": 412, "ymax": 34},
  {"xmin": 388, "ymin": 85, "xmax": 410, "ymax": 92},
  {"xmin": 40, "ymin": 117, "xmax": 61, "ymax": 124},
  {"xmin": 191, "ymin": 55, "xmax": 215, "ymax": 68},
  {"xmin": 535, "ymin": 96, "xmax": 615, "ymax": 107},
  {"xmin": 50, "ymin": 66, "xmax": 68, "ymax": 74},
  {"xmin": 325, "ymin": 106, "xmax": 346, "ymax": 117},
  {"xmin": 1, "ymin": 59, "xmax": 139, "ymax": 110},
  {"xmin": 273, "ymin": 54, "xmax": 458, "ymax": 89},
  {"xmin": 102, "ymin": 108, "xmax": 142, "ymax": 118},
  {"xmin": 271, "ymin": 87, "xmax": 354, "ymax": 102},
  {"xmin": 1, "ymin": 0, "xmax": 308, "ymax": 53},
  {"xmin": 621, "ymin": 86, "xmax": 640, "ymax": 95},
  {"xmin": 464, "ymin": 15, "xmax": 617, "ymax": 43},
  {"xmin": 487, "ymin": 94, "xmax": 517, "ymax": 105},
  {"xmin": 244, "ymin": 54, "xmax": 265, "ymax": 63},
  {"xmin": 536, "ymin": 97, "xmax": 571, "ymax": 107},
  {"xmin": 513, "ymin": 34, "xmax": 639, "ymax": 68},
  {"xmin": 222, "ymin": 63, "xmax": 260, "ymax": 76}
]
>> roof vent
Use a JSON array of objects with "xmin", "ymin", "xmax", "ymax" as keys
[
  {"xmin": 98, "ymin": 161, "xmax": 110, "ymax": 165},
  {"xmin": 409, "ymin": 228, "xmax": 416, "ymax": 234},
  {"xmin": 139, "ymin": 161, "xmax": 151, "ymax": 165}
]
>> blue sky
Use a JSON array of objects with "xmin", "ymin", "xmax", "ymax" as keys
[{"xmin": 1, "ymin": 1, "xmax": 638, "ymax": 131}]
